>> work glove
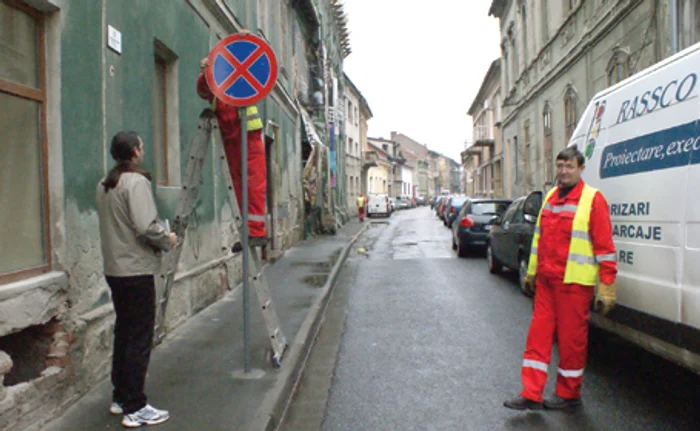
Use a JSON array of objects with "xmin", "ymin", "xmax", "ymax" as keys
[
  {"xmin": 594, "ymin": 282, "xmax": 617, "ymax": 315},
  {"xmin": 523, "ymin": 274, "xmax": 536, "ymax": 297}
]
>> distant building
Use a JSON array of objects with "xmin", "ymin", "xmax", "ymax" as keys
[
  {"xmin": 390, "ymin": 132, "xmax": 430, "ymax": 199},
  {"xmin": 343, "ymin": 74, "xmax": 373, "ymax": 216},
  {"xmin": 465, "ymin": 58, "xmax": 505, "ymax": 198}
]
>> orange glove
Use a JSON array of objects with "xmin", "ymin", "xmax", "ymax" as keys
[{"xmin": 594, "ymin": 282, "xmax": 617, "ymax": 315}]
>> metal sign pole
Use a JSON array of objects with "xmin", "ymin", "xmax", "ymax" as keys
[{"xmin": 241, "ymin": 107, "xmax": 251, "ymax": 373}]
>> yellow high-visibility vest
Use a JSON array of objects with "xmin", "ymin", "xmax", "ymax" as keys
[
  {"xmin": 527, "ymin": 184, "xmax": 600, "ymax": 286},
  {"xmin": 357, "ymin": 196, "xmax": 365, "ymax": 207},
  {"xmin": 211, "ymin": 98, "xmax": 263, "ymax": 131}
]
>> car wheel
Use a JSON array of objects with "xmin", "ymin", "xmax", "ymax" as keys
[
  {"xmin": 518, "ymin": 255, "xmax": 532, "ymax": 297},
  {"xmin": 487, "ymin": 243, "xmax": 501, "ymax": 274},
  {"xmin": 457, "ymin": 236, "xmax": 468, "ymax": 258}
]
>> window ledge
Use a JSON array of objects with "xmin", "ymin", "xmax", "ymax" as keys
[{"xmin": 0, "ymin": 271, "xmax": 67, "ymax": 337}]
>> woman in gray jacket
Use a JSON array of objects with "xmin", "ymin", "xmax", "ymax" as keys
[{"xmin": 96, "ymin": 131, "xmax": 176, "ymax": 428}]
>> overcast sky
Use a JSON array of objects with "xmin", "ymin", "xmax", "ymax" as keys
[{"xmin": 342, "ymin": 0, "xmax": 501, "ymax": 163}]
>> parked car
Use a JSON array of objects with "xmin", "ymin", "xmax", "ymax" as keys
[
  {"xmin": 434, "ymin": 196, "xmax": 447, "ymax": 216},
  {"xmin": 443, "ymin": 195, "xmax": 469, "ymax": 228},
  {"xmin": 486, "ymin": 192, "xmax": 542, "ymax": 295},
  {"xmin": 395, "ymin": 195, "xmax": 410, "ymax": 209},
  {"xmin": 367, "ymin": 194, "xmax": 391, "ymax": 218},
  {"xmin": 451, "ymin": 198, "xmax": 512, "ymax": 257},
  {"xmin": 437, "ymin": 195, "xmax": 451, "ymax": 219}
]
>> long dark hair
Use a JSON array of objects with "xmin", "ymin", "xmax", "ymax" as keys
[{"xmin": 102, "ymin": 131, "xmax": 152, "ymax": 192}]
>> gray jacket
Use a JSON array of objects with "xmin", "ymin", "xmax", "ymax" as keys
[{"xmin": 96, "ymin": 172, "xmax": 172, "ymax": 277}]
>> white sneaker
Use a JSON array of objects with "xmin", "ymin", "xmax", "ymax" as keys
[
  {"xmin": 109, "ymin": 402, "xmax": 123, "ymax": 415},
  {"xmin": 121, "ymin": 404, "xmax": 170, "ymax": 428}
]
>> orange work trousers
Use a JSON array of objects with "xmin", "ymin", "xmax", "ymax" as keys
[
  {"xmin": 223, "ymin": 129, "xmax": 267, "ymax": 237},
  {"xmin": 520, "ymin": 276, "xmax": 594, "ymax": 402}
]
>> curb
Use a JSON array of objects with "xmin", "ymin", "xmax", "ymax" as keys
[{"xmin": 247, "ymin": 223, "xmax": 371, "ymax": 431}]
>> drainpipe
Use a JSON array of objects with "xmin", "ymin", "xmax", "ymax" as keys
[{"xmin": 669, "ymin": 0, "xmax": 678, "ymax": 54}]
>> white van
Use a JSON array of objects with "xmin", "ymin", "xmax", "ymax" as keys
[
  {"xmin": 567, "ymin": 41, "xmax": 700, "ymax": 372},
  {"xmin": 367, "ymin": 194, "xmax": 390, "ymax": 218}
]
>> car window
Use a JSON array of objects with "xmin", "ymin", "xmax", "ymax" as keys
[
  {"xmin": 452, "ymin": 196, "xmax": 469, "ymax": 207},
  {"xmin": 471, "ymin": 201, "xmax": 510, "ymax": 216},
  {"xmin": 513, "ymin": 201, "xmax": 524, "ymax": 223},
  {"xmin": 459, "ymin": 201, "xmax": 470, "ymax": 217},
  {"xmin": 501, "ymin": 201, "xmax": 520, "ymax": 223}
]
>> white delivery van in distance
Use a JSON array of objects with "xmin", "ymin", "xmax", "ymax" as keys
[
  {"xmin": 367, "ymin": 194, "xmax": 390, "ymax": 218},
  {"xmin": 567, "ymin": 41, "xmax": 700, "ymax": 373}
]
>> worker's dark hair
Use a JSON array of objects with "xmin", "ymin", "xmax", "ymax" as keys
[
  {"xmin": 556, "ymin": 146, "xmax": 585, "ymax": 167},
  {"xmin": 101, "ymin": 131, "xmax": 151, "ymax": 192}
]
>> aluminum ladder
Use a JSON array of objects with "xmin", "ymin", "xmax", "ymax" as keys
[{"xmin": 154, "ymin": 108, "xmax": 287, "ymax": 367}]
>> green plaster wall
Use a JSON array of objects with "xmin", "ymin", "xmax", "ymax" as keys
[
  {"xmin": 61, "ymin": 0, "xmax": 212, "ymax": 216},
  {"xmin": 60, "ymin": 0, "xmax": 306, "ymax": 243},
  {"xmin": 60, "ymin": 0, "xmax": 103, "ymax": 213}
]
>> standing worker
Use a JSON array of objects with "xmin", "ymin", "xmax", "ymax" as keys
[
  {"xmin": 503, "ymin": 146, "xmax": 617, "ymax": 410},
  {"xmin": 197, "ymin": 36, "xmax": 267, "ymax": 253},
  {"xmin": 357, "ymin": 193, "xmax": 367, "ymax": 222},
  {"xmin": 96, "ymin": 131, "xmax": 176, "ymax": 427}
]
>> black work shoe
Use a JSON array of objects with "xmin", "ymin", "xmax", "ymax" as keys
[
  {"xmin": 543, "ymin": 395, "xmax": 581, "ymax": 409},
  {"xmin": 231, "ymin": 242, "xmax": 243, "ymax": 253},
  {"xmin": 503, "ymin": 396, "xmax": 543, "ymax": 410}
]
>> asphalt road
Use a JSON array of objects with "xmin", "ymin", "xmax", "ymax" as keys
[{"xmin": 282, "ymin": 206, "xmax": 700, "ymax": 431}]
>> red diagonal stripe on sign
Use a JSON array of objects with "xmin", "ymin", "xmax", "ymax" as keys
[{"xmin": 217, "ymin": 46, "xmax": 266, "ymax": 95}]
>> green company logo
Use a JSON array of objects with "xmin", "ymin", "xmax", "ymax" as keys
[
  {"xmin": 584, "ymin": 101, "xmax": 606, "ymax": 160},
  {"xmin": 585, "ymin": 139, "xmax": 595, "ymax": 159}
]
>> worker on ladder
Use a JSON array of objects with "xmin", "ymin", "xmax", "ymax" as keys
[{"xmin": 197, "ymin": 49, "xmax": 267, "ymax": 252}]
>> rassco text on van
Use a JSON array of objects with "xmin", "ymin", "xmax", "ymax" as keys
[
  {"xmin": 615, "ymin": 72, "xmax": 697, "ymax": 125},
  {"xmin": 599, "ymin": 121, "xmax": 700, "ymax": 178}
]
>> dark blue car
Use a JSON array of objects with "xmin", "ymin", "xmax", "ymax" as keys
[
  {"xmin": 443, "ymin": 196, "xmax": 469, "ymax": 228},
  {"xmin": 451, "ymin": 198, "xmax": 512, "ymax": 257}
]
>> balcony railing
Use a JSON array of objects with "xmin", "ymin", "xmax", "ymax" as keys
[
  {"xmin": 472, "ymin": 124, "xmax": 495, "ymax": 147},
  {"xmin": 363, "ymin": 151, "xmax": 378, "ymax": 168}
]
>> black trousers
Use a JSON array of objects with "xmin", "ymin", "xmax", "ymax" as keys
[{"xmin": 106, "ymin": 275, "xmax": 156, "ymax": 414}]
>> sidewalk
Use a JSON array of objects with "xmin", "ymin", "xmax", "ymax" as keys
[{"xmin": 40, "ymin": 219, "xmax": 369, "ymax": 431}]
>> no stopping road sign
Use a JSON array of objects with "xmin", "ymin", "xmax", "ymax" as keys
[{"xmin": 205, "ymin": 33, "xmax": 278, "ymax": 107}]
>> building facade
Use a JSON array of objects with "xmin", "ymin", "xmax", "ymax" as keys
[
  {"xmin": 489, "ymin": 0, "xmax": 700, "ymax": 198},
  {"xmin": 465, "ymin": 58, "xmax": 506, "ymax": 198},
  {"xmin": 0, "ymin": 0, "xmax": 347, "ymax": 429},
  {"xmin": 343, "ymin": 73, "xmax": 372, "ymax": 215},
  {"xmin": 390, "ymin": 132, "xmax": 430, "ymax": 199},
  {"xmin": 366, "ymin": 137, "xmax": 395, "ymax": 196}
]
